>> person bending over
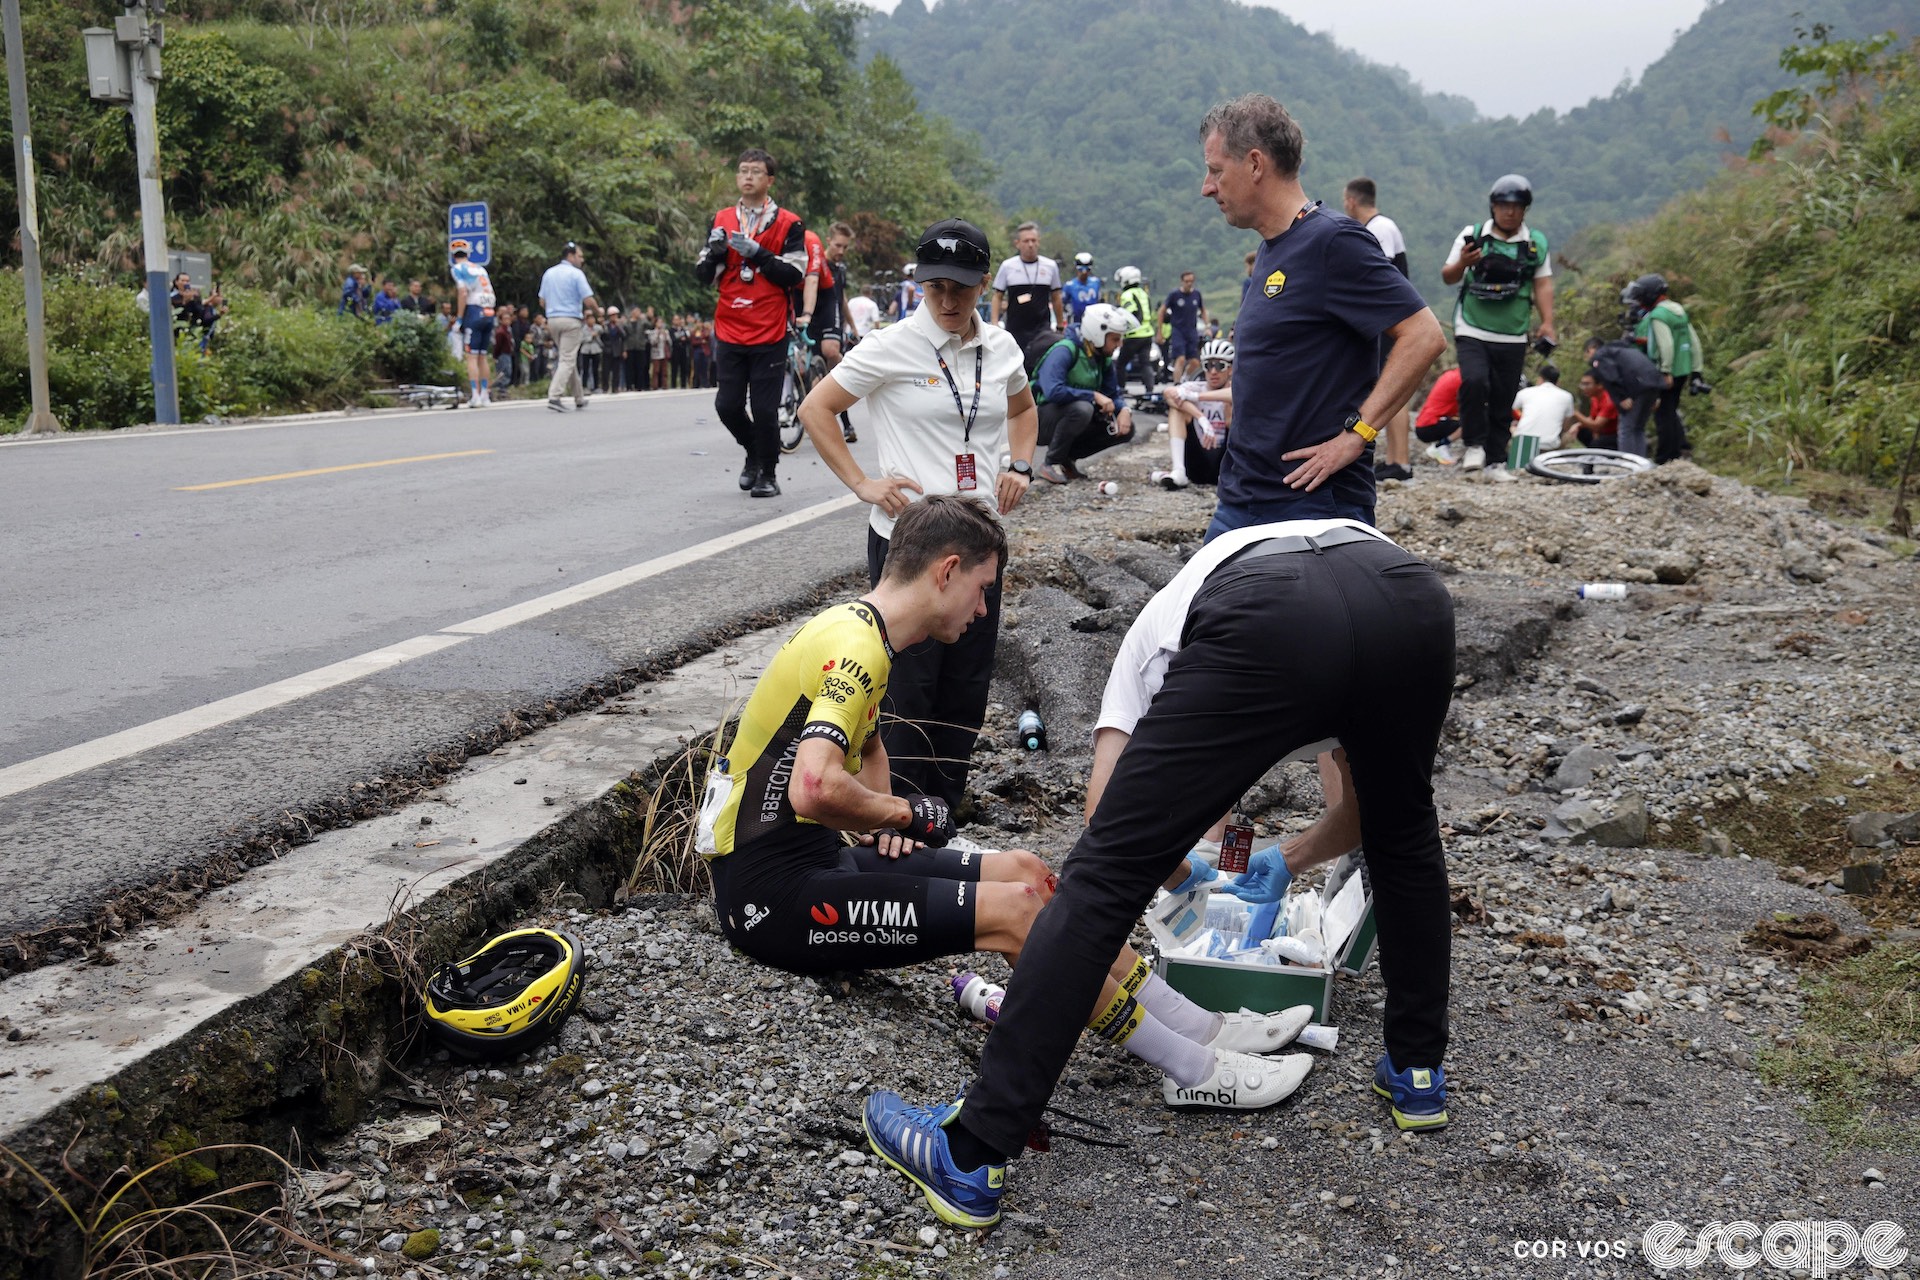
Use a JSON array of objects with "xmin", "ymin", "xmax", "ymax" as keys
[{"xmin": 702, "ymin": 497, "xmax": 1310, "ymax": 1134}]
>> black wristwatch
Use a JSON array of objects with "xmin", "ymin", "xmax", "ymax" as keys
[{"xmin": 1008, "ymin": 459, "xmax": 1034, "ymax": 478}]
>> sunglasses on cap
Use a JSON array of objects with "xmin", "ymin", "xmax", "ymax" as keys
[
  {"xmin": 1202, "ymin": 359, "xmax": 1231, "ymax": 371},
  {"xmin": 917, "ymin": 231, "xmax": 990, "ymax": 271}
]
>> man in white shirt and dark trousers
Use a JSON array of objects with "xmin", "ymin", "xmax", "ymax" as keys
[
  {"xmin": 798, "ymin": 219, "xmax": 1039, "ymax": 811},
  {"xmin": 989, "ymin": 222, "xmax": 1064, "ymax": 355},
  {"xmin": 862, "ymin": 516, "xmax": 1459, "ymax": 1226},
  {"xmin": 1440, "ymin": 174, "xmax": 1556, "ymax": 474}
]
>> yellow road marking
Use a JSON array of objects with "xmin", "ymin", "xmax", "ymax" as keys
[{"xmin": 176, "ymin": 449, "xmax": 494, "ymax": 491}]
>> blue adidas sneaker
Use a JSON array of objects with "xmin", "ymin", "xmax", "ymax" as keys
[
  {"xmin": 1373, "ymin": 1055, "xmax": 1450, "ymax": 1131},
  {"xmin": 863, "ymin": 1091, "xmax": 1004, "ymax": 1228}
]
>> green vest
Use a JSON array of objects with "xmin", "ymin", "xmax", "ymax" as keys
[
  {"xmin": 1635, "ymin": 300, "xmax": 1698, "ymax": 376},
  {"xmin": 1034, "ymin": 338, "xmax": 1107, "ymax": 404},
  {"xmin": 1457, "ymin": 223, "xmax": 1547, "ymax": 336},
  {"xmin": 1118, "ymin": 286, "xmax": 1153, "ymax": 339}
]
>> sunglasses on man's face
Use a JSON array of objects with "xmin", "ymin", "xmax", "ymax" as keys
[
  {"xmin": 918, "ymin": 234, "xmax": 990, "ymax": 270},
  {"xmin": 1202, "ymin": 360, "xmax": 1231, "ymax": 372}
]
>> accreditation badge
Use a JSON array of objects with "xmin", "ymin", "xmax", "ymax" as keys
[{"xmin": 955, "ymin": 453, "xmax": 979, "ymax": 492}]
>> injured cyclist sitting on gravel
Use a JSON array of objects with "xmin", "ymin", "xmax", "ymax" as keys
[
  {"xmin": 696, "ymin": 495, "xmax": 1312, "ymax": 1103},
  {"xmin": 1153, "ymin": 336, "xmax": 1236, "ymax": 490}
]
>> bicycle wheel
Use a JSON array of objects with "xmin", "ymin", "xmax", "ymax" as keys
[
  {"xmin": 1526, "ymin": 448, "xmax": 1655, "ymax": 484},
  {"xmin": 778, "ymin": 362, "xmax": 806, "ymax": 454}
]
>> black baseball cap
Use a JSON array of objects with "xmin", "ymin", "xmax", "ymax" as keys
[{"xmin": 914, "ymin": 218, "xmax": 991, "ymax": 286}]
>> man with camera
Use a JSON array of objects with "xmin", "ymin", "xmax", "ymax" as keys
[
  {"xmin": 1623, "ymin": 273, "xmax": 1706, "ymax": 464},
  {"xmin": 1440, "ymin": 175, "xmax": 1555, "ymax": 474}
]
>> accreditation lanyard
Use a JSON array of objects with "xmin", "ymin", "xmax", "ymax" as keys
[{"xmin": 932, "ymin": 341, "xmax": 985, "ymax": 491}]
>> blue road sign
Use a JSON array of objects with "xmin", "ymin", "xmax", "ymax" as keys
[{"xmin": 449, "ymin": 202, "xmax": 491, "ymax": 266}]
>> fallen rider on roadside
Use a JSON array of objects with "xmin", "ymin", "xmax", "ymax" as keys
[{"xmin": 696, "ymin": 495, "xmax": 1312, "ymax": 1111}]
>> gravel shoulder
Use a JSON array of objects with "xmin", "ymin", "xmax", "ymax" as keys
[{"xmin": 296, "ymin": 439, "xmax": 1920, "ymax": 1280}]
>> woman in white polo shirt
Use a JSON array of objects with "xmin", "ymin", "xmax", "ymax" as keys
[{"xmin": 799, "ymin": 218, "xmax": 1039, "ymax": 812}]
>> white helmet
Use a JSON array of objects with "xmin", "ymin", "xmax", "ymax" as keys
[
  {"xmin": 902, "ymin": 262, "xmax": 915, "ymax": 277},
  {"xmin": 1201, "ymin": 337, "xmax": 1236, "ymax": 363},
  {"xmin": 1079, "ymin": 303, "xmax": 1132, "ymax": 348},
  {"xmin": 1115, "ymin": 265, "xmax": 1142, "ymax": 286},
  {"xmin": 1074, "ymin": 251, "xmax": 1094, "ymax": 269}
]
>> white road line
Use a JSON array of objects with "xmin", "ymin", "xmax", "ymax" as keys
[
  {"xmin": 0, "ymin": 493, "xmax": 861, "ymax": 800},
  {"xmin": 442, "ymin": 495, "xmax": 860, "ymax": 635},
  {"xmin": 0, "ymin": 389, "xmax": 712, "ymax": 449}
]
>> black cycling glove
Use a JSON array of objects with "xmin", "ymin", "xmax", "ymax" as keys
[{"xmin": 898, "ymin": 794, "xmax": 953, "ymax": 847}]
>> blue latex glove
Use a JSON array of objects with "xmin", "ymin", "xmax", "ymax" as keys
[
  {"xmin": 1168, "ymin": 851, "xmax": 1216, "ymax": 895},
  {"xmin": 1226, "ymin": 847, "xmax": 1294, "ymax": 903},
  {"xmin": 728, "ymin": 230, "xmax": 760, "ymax": 258}
]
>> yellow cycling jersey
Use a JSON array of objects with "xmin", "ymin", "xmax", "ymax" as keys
[{"xmin": 709, "ymin": 601, "xmax": 893, "ymax": 857}]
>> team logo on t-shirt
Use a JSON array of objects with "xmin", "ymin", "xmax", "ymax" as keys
[{"xmin": 1264, "ymin": 269, "xmax": 1287, "ymax": 299}]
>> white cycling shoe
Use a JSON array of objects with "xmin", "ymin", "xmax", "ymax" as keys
[
  {"xmin": 1163, "ymin": 1050, "xmax": 1312, "ymax": 1110},
  {"xmin": 1206, "ymin": 1004, "xmax": 1314, "ymax": 1055}
]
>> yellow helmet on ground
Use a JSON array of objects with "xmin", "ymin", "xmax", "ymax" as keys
[{"xmin": 425, "ymin": 927, "xmax": 586, "ymax": 1061}]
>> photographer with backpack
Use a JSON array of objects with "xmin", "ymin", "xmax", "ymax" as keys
[
  {"xmin": 1440, "ymin": 175, "xmax": 1555, "ymax": 475},
  {"xmin": 1623, "ymin": 273, "xmax": 1706, "ymax": 464}
]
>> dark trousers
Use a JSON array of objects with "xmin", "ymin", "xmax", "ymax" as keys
[
  {"xmin": 866, "ymin": 526, "xmax": 1002, "ymax": 809},
  {"xmin": 1119, "ymin": 336, "xmax": 1154, "ymax": 393},
  {"xmin": 692, "ymin": 350, "xmax": 711, "ymax": 388},
  {"xmin": 714, "ymin": 338, "xmax": 787, "ymax": 477},
  {"xmin": 1040, "ymin": 399, "xmax": 1133, "ymax": 466},
  {"xmin": 1455, "ymin": 335, "xmax": 1527, "ymax": 465},
  {"xmin": 1652, "ymin": 379, "xmax": 1689, "ymax": 464},
  {"xmin": 672, "ymin": 348, "xmax": 692, "ymax": 388},
  {"xmin": 958, "ymin": 538, "xmax": 1456, "ymax": 1158},
  {"xmin": 627, "ymin": 349, "xmax": 648, "ymax": 393}
]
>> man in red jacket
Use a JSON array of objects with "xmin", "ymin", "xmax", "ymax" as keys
[{"xmin": 696, "ymin": 148, "xmax": 810, "ymax": 498}]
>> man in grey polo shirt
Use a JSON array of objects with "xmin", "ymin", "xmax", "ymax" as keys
[{"xmin": 539, "ymin": 241, "xmax": 597, "ymax": 413}]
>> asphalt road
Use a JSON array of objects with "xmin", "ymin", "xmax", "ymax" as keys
[{"xmin": 0, "ymin": 391, "xmax": 879, "ymax": 940}]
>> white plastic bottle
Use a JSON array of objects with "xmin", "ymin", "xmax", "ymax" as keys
[
  {"xmin": 1577, "ymin": 583, "xmax": 1628, "ymax": 600},
  {"xmin": 952, "ymin": 973, "xmax": 1004, "ymax": 1023}
]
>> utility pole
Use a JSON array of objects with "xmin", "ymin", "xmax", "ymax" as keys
[
  {"xmin": 3, "ymin": 0, "xmax": 62, "ymax": 433},
  {"xmin": 87, "ymin": 6, "xmax": 175, "ymax": 425},
  {"xmin": 123, "ymin": 2, "xmax": 177, "ymax": 425}
]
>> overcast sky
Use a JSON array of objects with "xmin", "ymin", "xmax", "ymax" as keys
[{"xmin": 864, "ymin": 0, "xmax": 1714, "ymax": 119}]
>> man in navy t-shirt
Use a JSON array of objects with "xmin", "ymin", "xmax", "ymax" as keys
[
  {"xmin": 1194, "ymin": 95, "xmax": 1443, "ymax": 536},
  {"xmin": 1158, "ymin": 273, "xmax": 1209, "ymax": 381}
]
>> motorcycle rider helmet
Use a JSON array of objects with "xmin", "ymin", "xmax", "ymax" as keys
[
  {"xmin": 1488, "ymin": 174, "xmax": 1534, "ymax": 209},
  {"xmin": 1078, "ymin": 303, "xmax": 1132, "ymax": 349},
  {"xmin": 1115, "ymin": 265, "xmax": 1142, "ymax": 287},
  {"xmin": 1620, "ymin": 273, "xmax": 1668, "ymax": 308}
]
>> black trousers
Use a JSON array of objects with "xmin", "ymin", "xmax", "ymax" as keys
[
  {"xmin": 867, "ymin": 526, "xmax": 1002, "ymax": 809},
  {"xmin": 714, "ymin": 339, "xmax": 786, "ymax": 476},
  {"xmin": 958, "ymin": 537, "xmax": 1456, "ymax": 1158},
  {"xmin": 1652, "ymin": 379, "xmax": 1689, "ymax": 464},
  {"xmin": 1455, "ymin": 335, "xmax": 1527, "ymax": 465},
  {"xmin": 1040, "ymin": 399, "xmax": 1133, "ymax": 466},
  {"xmin": 1119, "ymin": 336, "xmax": 1154, "ymax": 393}
]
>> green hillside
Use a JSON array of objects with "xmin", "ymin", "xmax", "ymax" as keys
[
  {"xmin": 1560, "ymin": 31, "xmax": 1920, "ymax": 485},
  {"xmin": 0, "ymin": 0, "xmax": 999, "ymax": 428},
  {"xmin": 864, "ymin": 0, "xmax": 1915, "ymax": 317},
  {"xmin": 0, "ymin": 0, "xmax": 991, "ymax": 312}
]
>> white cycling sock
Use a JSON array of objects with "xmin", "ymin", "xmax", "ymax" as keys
[
  {"xmin": 1167, "ymin": 431, "xmax": 1185, "ymax": 475},
  {"xmin": 1123, "ymin": 1013, "xmax": 1216, "ymax": 1087},
  {"xmin": 1137, "ymin": 972, "xmax": 1222, "ymax": 1044}
]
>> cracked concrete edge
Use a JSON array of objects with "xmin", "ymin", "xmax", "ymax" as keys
[
  {"xmin": 0, "ymin": 546, "xmax": 1574, "ymax": 1275},
  {"xmin": 0, "ymin": 607, "xmax": 834, "ymax": 1276}
]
